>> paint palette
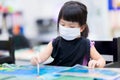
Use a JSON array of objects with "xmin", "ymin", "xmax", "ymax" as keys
[
  {"xmin": 0, "ymin": 63, "xmax": 69, "ymax": 80},
  {"xmin": 0, "ymin": 64, "xmax": 120, "ymax": 80},
  {"xmin": 0, "ymin": 63, "xmax": 68, "ymax": 76},
  {"xmin": 57, "ymin": 65, "xmax": 120, "ymax": 80}
]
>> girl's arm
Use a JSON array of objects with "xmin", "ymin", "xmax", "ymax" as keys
[
  {"xmin": 88, "ymin": 45, "xmax": 106, "ymax": 68},
  {"xmin": 31, "ymin": 41, "xmax": 53, "ymax": 65}
]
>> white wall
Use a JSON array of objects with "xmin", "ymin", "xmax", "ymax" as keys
[
  {"xmin": 12, "ymin": 0, "xmax": 82, "ymax": 39},
  {"xmin": 20, "ymin": 0, "xmax": 112, "ymax": 41},
  {"xmin": 7, "ymin": 0, "xmax": 67, "ymax": 39},
  {"xmin": 85, "ymin": 0, "xmax": 112, "ymax": 41},
  {"xmin": 2, "ymin": 0, "xmax": 116, "ymax": 41}
]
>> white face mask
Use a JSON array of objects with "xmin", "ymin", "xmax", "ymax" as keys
[{"xmin": 59, "ymin": 25, "xmax": 81, "ymax": 40}]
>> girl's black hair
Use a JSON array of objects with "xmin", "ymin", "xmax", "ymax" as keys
[{"xmin": 57, "ymin": 1, "xmax": 89, "ymax": 38}]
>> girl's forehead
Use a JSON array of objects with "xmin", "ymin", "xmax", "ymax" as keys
[{"xmin": 60, "ymin": 19, "xmax": 79, "ymax": 25}]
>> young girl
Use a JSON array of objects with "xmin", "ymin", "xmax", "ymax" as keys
[{"xmin": 31, "ymin": 1, "xmax": 105, "ymax": 68}]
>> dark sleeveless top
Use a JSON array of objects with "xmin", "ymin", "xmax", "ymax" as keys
[{"xmin": 49, "ymin": 36, "xmax": 90, "ymax": 67}]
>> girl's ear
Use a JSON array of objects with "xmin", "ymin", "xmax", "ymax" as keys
[{"xmin": 80, "ymin": 25, "xmax": 86, "ymax": 32}]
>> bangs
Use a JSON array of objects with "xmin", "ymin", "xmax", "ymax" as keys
[
  {"xmin": 61, "ymin": 5, "xmax": 83, "ymax": 23},
  {"xmin": 58, "ymin": 1, "xmax": 87, "ymax": 26}
]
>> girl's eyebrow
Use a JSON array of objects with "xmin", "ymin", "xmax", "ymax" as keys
[
  {"xmin": 59, "ymin": 22, "xmax": 64, "ymax": 24},
  {"xmin": 60, "ymin": 19, "xmax": 64, "ymax": 23},
  {"xmin": 69, "ymin": 22, "xmax": 76, "ymax": 25},
  {"xmin": 60, "ymin": 21, "xmax": 65, "ymax": 24}
]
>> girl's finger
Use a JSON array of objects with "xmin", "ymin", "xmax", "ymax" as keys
[
  {"xmin": 31, "ymin": 57, "xmax": 39, "ymax": 65},
  {"xmin": 88, "ymin": 60, "xmax": 96, "ymax": 68}
]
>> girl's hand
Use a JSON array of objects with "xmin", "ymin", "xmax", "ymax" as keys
[
  {"xmin": 88, "ymin": 60, "xmax": 100, "ymax": 68},
  {"xmin": 31, "ymin": 55, "xmax": 41, "ymax": 65}
]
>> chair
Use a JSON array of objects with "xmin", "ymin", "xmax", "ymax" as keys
[
  {"xmin": 12, "ymin": 34, "xmax": 30, "ymax": 50},
  {"xmin": 95, "ymin": 38, "xmax": 118, "ymax": 63},
  {"xmin": 105, "ymin": 37, "xmax": 120, "ymax": 68},
  {"xmin": 0, "ymin": 37, "xmax": 15, "ymax": 64}
]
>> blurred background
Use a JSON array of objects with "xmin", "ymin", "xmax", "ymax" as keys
[{"xmin": 0, "ymin": 0, "xmax": 120, "ymax": 48}]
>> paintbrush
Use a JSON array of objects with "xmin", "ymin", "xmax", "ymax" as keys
[{"xmin": 37, "ymin": 63, "xmax": 40, "ymax": 76}]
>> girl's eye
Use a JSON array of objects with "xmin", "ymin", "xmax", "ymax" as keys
[
  {"xmin": 70, "ymin": 26, "xmax": 75, "ymax": 28},
  {"xmin": 61, "ymin": 24, "xmax": 65, "ymax": 26}
]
